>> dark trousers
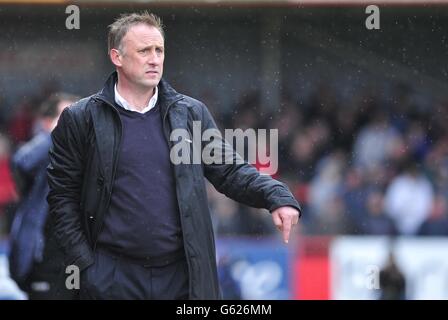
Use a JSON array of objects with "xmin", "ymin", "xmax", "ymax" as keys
[{"xmin": 79, "ymin": 249, "xmax": 189, "ymax": 300}]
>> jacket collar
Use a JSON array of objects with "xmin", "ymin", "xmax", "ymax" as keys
[{"xmin": 96, "ymin": 71, "xmax": 184, "ymax": 115}]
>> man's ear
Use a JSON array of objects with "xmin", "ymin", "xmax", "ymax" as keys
[{"xmin": 110, "ymin": 48, "xmax": 122, "ymax": 67}]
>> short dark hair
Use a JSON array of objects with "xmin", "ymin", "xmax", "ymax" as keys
[
  {"xmin": 39, "ymin": 92, "xmax": 79, "ymax": 118},
  {"xmin": 108, "ymin": 11, "xmax": 164, "ymax": 53}
]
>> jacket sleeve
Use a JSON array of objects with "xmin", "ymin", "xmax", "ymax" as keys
[
  {"xmin": 47, "ymin": 107, "xmax": 94, "ymax": 271},
  {"xmin": 199, "ymin": 103, "xmax": 302, "ymax": 215}
]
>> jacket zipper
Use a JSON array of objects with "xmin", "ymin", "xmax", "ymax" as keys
[{"xmin": 160, "ymin": 97, "xmax": 196, "ymax": 299}]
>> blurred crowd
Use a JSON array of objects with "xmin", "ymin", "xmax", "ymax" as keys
[
  {"xmin": 1, "ymin": 80, "xmax": 448, "ymax": 242},
  {"xmin": 205, "ymin": 81, "xmax": 448, "ymax": 238}
]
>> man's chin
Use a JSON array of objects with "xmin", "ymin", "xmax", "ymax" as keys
[{"xmin": 138, "ymin": 79, "xmax": 160, "ymax": 90}]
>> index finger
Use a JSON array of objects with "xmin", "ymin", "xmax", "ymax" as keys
[{"xmin": 282, "ymin": 217, "xmax": 292, "ymax": 244}]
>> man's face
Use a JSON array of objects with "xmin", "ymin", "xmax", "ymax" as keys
[{"xmin": 115, "ymin": 24, "xmax": 164, "ymax": 90}]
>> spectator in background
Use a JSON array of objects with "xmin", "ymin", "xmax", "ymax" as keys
[
  {"xmin": 353, "ymin": 110, "xmax": 400, "ymax": 170},
  {"xmin": 359, "ymin": 190, "xmax": 397, "ymax": 235},
  {"xmin": 288, "ymin": 132, "xmax": 316, "ymax": 183},
  {"xmin": 424, "ymin": 138, "xmax": 448, "ymax": 196},
  {"xmin": 384, "ymin": 161, "xmax": 434, "ymax": 235},
  {"xmin": 308, "ymin": 151, "xmax": 346, "ymax": 218},
  {"xmin": 311, "ymin": 194, "xmax": 354, "ymax": 235},
  {"xmin": 8, "ymin": 92, "xmax": 79, "ymax": 299},
  {"xmin": 379, "ymin": 250, "xmax": 406, "ymax": 300},
  {"xmin": 404, "ymin": 120, "xmax": 431, "ymax": 162},
  {"xmin": 341, "ymin": 167, "xmax": 370, "ymax": 231},
  {"xmin": 418, "ymin": 194, "xmax": 448, "ymax": 236},
  {"xmin": 270, "ymin": 102, "xmax": 302, "ymax": 178}
]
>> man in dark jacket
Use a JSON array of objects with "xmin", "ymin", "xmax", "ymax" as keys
[
  {"xmin": 47, "ymin": 11, "xmax": 301, "ymax": 300},
  {"xmin": 9, "ymin": 92, "xmax": 79, "ymax": 299}
]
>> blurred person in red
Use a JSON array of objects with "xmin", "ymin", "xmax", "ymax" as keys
[
  {"xmin": 8, "ymin": 92, "xmax": 79, "ymax": 299},
  {"xmin": 7, "ymin": 100, "xmax": 35, "ymax": 145},
  {"xmin": 0, "ymin": 133, "xmax": 18, "ymax": 234},
  {"xmin": 47, "ymin": 11, "xmax": 301, "ymax": 300}
]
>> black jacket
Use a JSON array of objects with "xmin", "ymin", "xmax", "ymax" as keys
[{"xmin": 47, "ymin": 72, "xmax": 301, "ymax": 299}]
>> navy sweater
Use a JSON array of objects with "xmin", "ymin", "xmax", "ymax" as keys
[{"xmin": 97, "ymin": 102, "xmax": 183, "ymax": 258}]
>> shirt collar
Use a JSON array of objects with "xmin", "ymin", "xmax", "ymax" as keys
[{"xmin": 114, "ymin": 83, "xmax": 158, "ymax": 114}]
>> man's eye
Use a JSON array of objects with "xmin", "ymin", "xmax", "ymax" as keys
[{"xmin": 156, "ymin": 48, "xmax": 163, "ymax": 53}]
